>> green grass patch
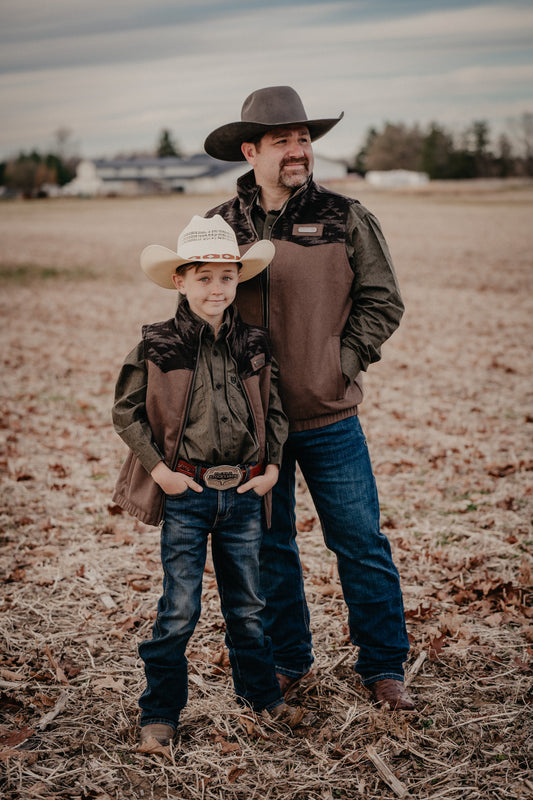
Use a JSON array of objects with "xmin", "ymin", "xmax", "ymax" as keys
[{"xmin": 0, "ymin": 263, "xmax": 98, "ymax": 283}]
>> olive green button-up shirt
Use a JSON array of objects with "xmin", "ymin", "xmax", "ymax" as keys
[{"xmin": 180, "ymin": 316, "xmax": 260, "ymax": 465}]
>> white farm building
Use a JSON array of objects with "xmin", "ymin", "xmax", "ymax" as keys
[
  {"xmin": 365, "ymin": 169, "xmax": 430, "ymax": 188},
  {"xmin": 63, "ymin": 153, "xmax": 348, "ymax": 197}
]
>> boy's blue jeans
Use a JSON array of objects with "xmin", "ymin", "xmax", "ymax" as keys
[
  {"xmin": 139, "ymin": 486, "xmax": 283, "ymax": 729},
  {"xmin": 260, "ymin": 416, "xmax": 410, "ymax": 686}
]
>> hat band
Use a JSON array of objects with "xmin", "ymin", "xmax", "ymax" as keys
[{"xmin": 184, "ymin": 253, "xmax": 241, "ymax": 261}]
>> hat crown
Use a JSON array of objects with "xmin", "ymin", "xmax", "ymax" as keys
[
  {"xmin": 177, "ymin": 215, "xmax": 240, "ymax": 261},
  {"xmin": 241, "ymin": 86, "xmax": 308, "ymax": 126},
  {"xmin": 140, "ymin": 214, "xmax": 275, "ymax": 288}
]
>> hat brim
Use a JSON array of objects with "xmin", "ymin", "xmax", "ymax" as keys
[
  {"xmin": 204, "ymin": 114, "xmax": 344, "ymax": 162},
  {"xmin": 140, "ymin": 240, "xmax": 275, "ymax": 289}
]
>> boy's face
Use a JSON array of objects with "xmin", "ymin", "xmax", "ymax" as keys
[{"xmin": 172, "ymin": 261, "xmax": 240, "ymax": 329}]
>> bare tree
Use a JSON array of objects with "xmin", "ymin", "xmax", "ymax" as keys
[
  {"xmin": 508, "ymin": 112, "xmax": 533, "ymax": 175},
  {"xmin": 54, "ymin": 126, "xmax": 73, "ymax": 158},
  {"xmin": 365, "ymin": 123, "xmax": 424, "ymax": 171}
]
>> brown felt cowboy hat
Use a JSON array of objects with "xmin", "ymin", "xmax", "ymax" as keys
[{"xmin": 204, "ymin": 85, "xmax": 344, "ymax": 162}]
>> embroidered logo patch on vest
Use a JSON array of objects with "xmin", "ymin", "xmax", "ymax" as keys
[
  {"xmin": 292, "ymin": 223, "xmax": 324, "ymax": 237},
  {"xmin": 251, "ymin": 353, "xmax": 266, "ymax": 371}
]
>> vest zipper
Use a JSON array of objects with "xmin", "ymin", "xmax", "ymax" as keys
[
  {"xmin": 233, "ymin": 355, "xmax": 258, "ymax": 440},
  {"xmin": 248, "ymin": 180, "xmax": 308, "ymax": 328},
  {"xmin": 246, "ymin": 190, "xmax": 271, "ymax": 329},
  {"xmin": 261, "ymin": 209, "xmax": 285, "ymax": 328},
  {"xmin": 227, "ymin": 337, "xmax": 262, "ymax": 462},
  {"xmin": 170, "ymin": 325, "xmax": 205, "ymax": 471}
]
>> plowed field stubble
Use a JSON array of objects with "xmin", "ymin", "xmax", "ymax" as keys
[{"xmin": 1, "ymin": 182, "xmax": 532, "ymax": 799}]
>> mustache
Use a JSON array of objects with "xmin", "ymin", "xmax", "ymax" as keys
[{"xmin": 280, "ymin": 157, "xmax": 309, "ymax": 168}]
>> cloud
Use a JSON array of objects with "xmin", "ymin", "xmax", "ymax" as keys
[
  {"xmin": 2, "ymin": 2, "xmax": 530, "ymax": 77},
  {"xmin": 1, "ymin": 1, "xmax": 532, "ymax": 159}
]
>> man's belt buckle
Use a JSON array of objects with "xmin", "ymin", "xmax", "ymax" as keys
[{"xmin": 203, "ymin": 465, "xmax": 242, "ymax": 490}]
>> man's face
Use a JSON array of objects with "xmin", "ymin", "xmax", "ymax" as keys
[{"xmin": 242, "ymin": 125, "xmax": 314, "ymax": 193}]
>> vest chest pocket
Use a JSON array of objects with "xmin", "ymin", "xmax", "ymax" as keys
[{"xmin": 291, "ymin": 223, "xmax": 324, "ymax": 238}]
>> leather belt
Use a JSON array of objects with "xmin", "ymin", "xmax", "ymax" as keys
[{"xmin": 175, "ymin": 459, "xmax": 264, "ymax": 490}]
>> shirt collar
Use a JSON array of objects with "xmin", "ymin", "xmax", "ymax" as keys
[{"xmin": 187, "ymin": 304, "xmax": 232, "ymax": 340}]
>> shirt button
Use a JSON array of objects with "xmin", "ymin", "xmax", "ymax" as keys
[
  {"xmin": 221, "ymin": 416, "xmax": 228, "ymax": 423},
  {"xmin": 213, "ymin": 349, "xmax": 219, "ymax": 356},
  {"xmin": 215, "ymin": 382, "xmax": 222, "ymax": 390},
  {"xmin": 230, "ymin": 376, "xmax": 237, "ymax": 384}
]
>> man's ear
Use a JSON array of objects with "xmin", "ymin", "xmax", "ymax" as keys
[
  {"xmin": 241, "ymin": 142, "xmax": 256, "ymax": 165},
  {"xmin": 172, "ymin": 273, "xmax": 185, "ymax": 293}
]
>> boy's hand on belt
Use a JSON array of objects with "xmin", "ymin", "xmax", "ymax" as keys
[
  {"xmin": 151, "ymin": 461, "xmax": 203, "ymax": 494},
  {"xmin": 237, "ymin": 463, "xmax": 279, "ymax": 496}
]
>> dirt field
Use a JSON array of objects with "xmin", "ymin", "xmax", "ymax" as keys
[{"xmin": 1, "ymin": 182, "xmax": 532, "ymax": 799}]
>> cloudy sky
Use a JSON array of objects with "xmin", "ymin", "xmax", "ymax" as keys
[{"xmin": 1, "ymin": 0, "xmax": 532, "ymax": 162}]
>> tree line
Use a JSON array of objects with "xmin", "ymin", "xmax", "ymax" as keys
[
  {"xmin": 0, "ymin": 128, "xmax": 182, "ymax": 198},
  {"xmin": 1, "ymin": 117, "xmax": 532, "ymax": 197},
  {"xmin": 0, "ymin": 150, "xmax": 78, "ymax": 197},
  {"xmin": 351, "ymin": 114, "xmax": 533, "ymax": 179}
]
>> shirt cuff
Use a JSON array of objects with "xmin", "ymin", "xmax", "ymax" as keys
[
  {"xmin": 340, "ymin": 345, "xmax": 364, "ymax": 384},
  {"xmin": 137, "ymin": 444, "xmax": 165, "ymax": 475},
  {"xmin": 265, "ymin": 444, "xmax": 283, "ymax": 467}
]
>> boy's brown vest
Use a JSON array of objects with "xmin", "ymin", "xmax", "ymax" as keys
[{"xmin": 112, "ymin": 303, "xmax": 274, "ymax": 526}]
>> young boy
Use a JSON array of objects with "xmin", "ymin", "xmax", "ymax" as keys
[{"xmin": 112, "ymin": 215, "xmax": 302, "ymax": 747}]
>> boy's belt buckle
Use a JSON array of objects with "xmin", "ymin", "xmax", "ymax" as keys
[{"xmin": 203, "ymin": 465, "xmax": 242, "ymax": 490}]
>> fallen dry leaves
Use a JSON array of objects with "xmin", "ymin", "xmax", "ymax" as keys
[{"xmin": 0, "ymin": 183, "xmax": 532, "ymax": 799}]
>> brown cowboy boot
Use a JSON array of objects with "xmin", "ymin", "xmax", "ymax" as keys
[
  {"xmin": 369, "ymin": 679, "xmax": 416, "ymax": 711},
  {"xmin": 276, "ymin": 669, "xmax": 316, "ymax": 700},
  {"xmin": 139, "ymin": 723, "xmax": 175, "ymax": 745}
]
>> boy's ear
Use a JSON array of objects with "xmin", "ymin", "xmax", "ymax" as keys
[{"xmin": 172, "ymin": 273, "xmax": 185, "ymax": 293}]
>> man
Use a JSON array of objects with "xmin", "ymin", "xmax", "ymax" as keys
[{"xmin": 203, "ymin": 86, "xmax": 415, "ymax": 711}]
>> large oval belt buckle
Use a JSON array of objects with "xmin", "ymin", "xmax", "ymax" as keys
[{"xmin": 203, "ymin": 465, "xmax": 242, "ymax": 490}]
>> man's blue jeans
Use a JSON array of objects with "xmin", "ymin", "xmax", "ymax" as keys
[
  {"xmin": 139, "ymin": 486, "xmax": 283, "ymax": 728},
  {"xmin": 260, "ymin": 416, "xmax": 410, "ymax": 686}
]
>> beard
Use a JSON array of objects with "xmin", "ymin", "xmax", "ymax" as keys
[{"xmin": 278, "ymin": 157, "xmax": 311, "ymax": 189}]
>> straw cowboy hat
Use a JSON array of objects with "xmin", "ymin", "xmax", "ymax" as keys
[
  {"xmin": 204, "ymin": 85, "xmax": 344, "ymax": 162},
  {"xmin": 140, "ymin": 215, "xmax": 275, "ymax": 289}
]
